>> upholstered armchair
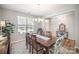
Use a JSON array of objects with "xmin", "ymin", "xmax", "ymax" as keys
[{"xmin": 0, "ymin": 37, "xmax": 8, "ymax": 54}]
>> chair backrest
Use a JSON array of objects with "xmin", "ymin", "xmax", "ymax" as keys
[
  {"xmin": 37, "ymin": 28, "xmax": 43, "ymax": 35},
  {"xmin": 31, "ymin": 35, "xmax": 37, "ymax": 49},
  {"xmin": 0, "ymin": 37, "xmax": 8, "ymax": 54},
  {"xmin": 68, "ymin": 39, "xmax": 75, "ymax": 49},
  {"xmin": 61, "ymin": 39, "xmax": 75, "ymax": 49},
  {"xmin": 26, "ymin": 33, "xmax": 30, "ymax": 44},
  {"xmin": 26, "ymin": 33, "xmax": 30, "ymax": 39},
  {"xmin": 26, "ymin": 33, "xmax": 29, "ymax": 36},
  {"xmin": 55, "ymin": 35, "xmax": 64, "ymax": 47}
]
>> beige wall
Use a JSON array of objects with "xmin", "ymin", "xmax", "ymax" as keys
[
  {"xmin": 0, "ymin": 8, "xmax": 2, "ymax": 20},
  {"xmin": 75, "ymin": 7, "xmax": 79, "ymax": 48},
  {"xmin": 50, "ymin": 11, "xmax": 75, "ymax": 39},
  {"xmin": 0, "ymin": 8, "xmax": 1, "ymax": 18}
]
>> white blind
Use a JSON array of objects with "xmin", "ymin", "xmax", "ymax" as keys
[{"xmin": 18, "ymin": 16, "xmax": 26, "ymax": 34}]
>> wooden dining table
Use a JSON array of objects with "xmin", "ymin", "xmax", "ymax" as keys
[{"xmin": 33, "ymin": 34, "xmax": 56, "ymax": 54}]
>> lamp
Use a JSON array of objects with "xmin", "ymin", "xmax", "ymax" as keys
[
  {"xmin": 1, "ymin": 21, "xmax": 5, "ymax": 27},
  {"xmin": 0, "ymin": 21, "xmax": 5, "ymax": 35},
  {"xmin": 39, "ymin": 18, "xmax": 43, "ymax": 22},
  {"xmin": 45, "ymin": 20, "xmax": 48, "ymax": 23},
  {"xmin": 35, "ymin": 18, "xmax": 38, "ymax": 22},
  {"xmin": 35, "ymin": 17, "xmax": 43, "ymax": 22}
]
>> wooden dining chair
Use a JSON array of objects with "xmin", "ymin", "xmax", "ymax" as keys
[
  {"xmin": 31, "ymin": 35, "xmax": 43, "ymax": 54},
  {"xmin": 26, "ymin": 33, "xmax": 29, "ymax": 49},
  {"xmin": 26, "ymin": 33, "xmax": 32, "ymax": 53}
]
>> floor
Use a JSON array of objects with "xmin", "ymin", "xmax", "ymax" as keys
[{"xmin": 10, "ymin": 39, "xmax": 30, "ymax": 54}]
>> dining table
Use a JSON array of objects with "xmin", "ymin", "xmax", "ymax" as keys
[{"xmin": 33, "ymin": 34, "xmax": 56, "ymax": 54}]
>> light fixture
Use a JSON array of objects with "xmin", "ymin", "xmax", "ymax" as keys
[
  {"xmin": 45, "ymin": 20, "xmax": 48, "ymax": 22},
  {"xmin": 39, "ymin": 18, "xmax": 43, "ymax": 22},
  {"xmin": 1, "ymin": 21, "xmax": 5, "ymax": 27},
  {"xmin": 0, "ymin": 21, "xmax": 5, "ymax": 35},
  {"xmin": 35, "ymin": 18, "xmax": 38, "ymax": 22},
  {"xmin": 35, "ymin": 17, "xmax": 43, "ymax": 22}
]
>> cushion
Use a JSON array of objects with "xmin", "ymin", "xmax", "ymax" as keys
[{"xmin": 0, "ymin": 37, "xmax": 7, "ymax": 54}]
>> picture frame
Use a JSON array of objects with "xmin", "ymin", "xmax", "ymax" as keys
[{"xmin": 59, "ymin": 23, "xmax": 65, "ymax": 32}]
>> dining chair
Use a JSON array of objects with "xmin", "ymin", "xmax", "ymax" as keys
[
  {"xmin": 31, "ymin": 35, "xmax": 43, "ymax": 54},
  {"xmin": 0, "ymin": 37, "xmax": 8, "ymax": 54},
  {"xmin": 26, "ymin": 33, "xmax": 32, "ymax": 53},
  {"xmin": 26, "ymin": 33, "xmax": 29, "ymax": 49},
  {"xmin": 60, "ymin": 39, "xmax": 76, "ymax": 54}
]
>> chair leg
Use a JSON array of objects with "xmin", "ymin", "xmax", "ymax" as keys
[
  {"xmin": 29, "ymin": 44, "xmax": 31, "ymax": 53},
  {"xmin": 32, "ymin": 47, "xmax": 33, "ymax": 54},
  {"xmin": 36, "ymin": 51, "xmax": 38, "ymax": 54},
  {"xmin": 26, "ymin": 43, "xmax": 28, "ymax": 49},
  {"xmin": 26, "ymin": 39, "xmax": 28, "ymax": 49}
]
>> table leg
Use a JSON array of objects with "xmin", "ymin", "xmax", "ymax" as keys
[{"xmin": 45, "ymin": 47, "xmax": 49, "ymax": 54}]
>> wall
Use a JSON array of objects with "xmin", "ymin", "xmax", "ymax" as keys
[
  {"xmin": 0, "ymin": 9, "xmax": 1, "ymax": 18},
  {"xmin": 51, "ymin": 11, "xmax": 75, "ymax": 39},
  {"xmin": 0, "ymin": 8, "xmax": 2, "ymax": 20},
  {"xmin": 75, "ymin": 7, "xmax": 79, "ymax": 48}
]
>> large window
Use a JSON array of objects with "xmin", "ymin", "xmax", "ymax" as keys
[
  {"xmin": 18, "ymin": 16, "xmax": 26, "ymax": 34},
  {"xmin": 26, "ymin": 17, "xmax": 34, "ymax": 33},
  {"xmin": 17, "ymin": 16, "xmax": 34, "ymax": 34}
]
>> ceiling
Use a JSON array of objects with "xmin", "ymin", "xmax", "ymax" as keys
[{"xmin": 0, "ymin": 4, "xmax": 77, "ymax": 17}]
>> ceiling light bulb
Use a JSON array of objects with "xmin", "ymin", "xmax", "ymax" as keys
[
  {"xmin": 45, "ymin": 20, "xmax": 48, "ymax": 22},
  {"xmin": 39, "ymin": 18, "xmax": 43, "ymax": 22},
  {"xmin": 1, "ymin": 21, "xmax": 5, "ymax": 27},
  {"xmin": 35, "ymin": 18, "xmax": 38, "ymax": 21}
]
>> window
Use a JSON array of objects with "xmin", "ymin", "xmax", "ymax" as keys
[
  {"xmin": 27, "ymin": 17, "xmax": 34, "ymax": 33},
  {"xmin": 18, "ymin": 16, "xmax": 26, "ymax": 34},
  {"xmin": 18, "ymin": 16, "xmax": 35, "ymax": 34}
]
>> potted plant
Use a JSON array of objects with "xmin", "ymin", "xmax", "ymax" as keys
[
  {"xmin": 2, "ymin": 22, "xmax": 14, "ymax": 54},
  {"xmin": 2, "ymin": 22, "xmax": 14, "ymax": 36}
]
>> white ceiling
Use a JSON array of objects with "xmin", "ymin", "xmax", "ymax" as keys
[{"xmin": 0, "ymin": 4, "xmax": 77, "ymax": 17}]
